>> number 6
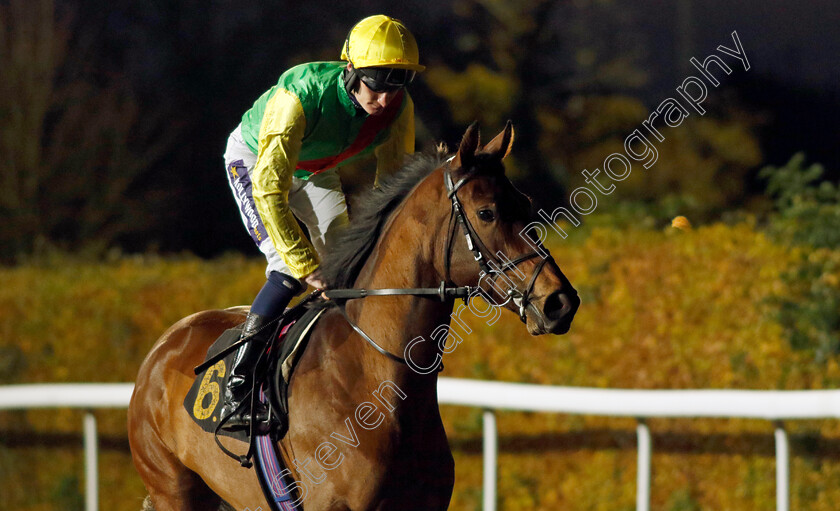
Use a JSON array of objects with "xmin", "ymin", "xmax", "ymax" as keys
[{"xmin": 193, "ymin": 360, "xmax": 226, "ymax": 420}]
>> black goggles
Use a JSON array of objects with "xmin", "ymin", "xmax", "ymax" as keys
[{"xmin": 356, "ymin": 67, "xmax": 416, "ymax": 93}]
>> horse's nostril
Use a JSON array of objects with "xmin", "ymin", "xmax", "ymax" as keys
[
  {"xmin": 543, "ymin": 291, "xmax": 568, "ymax": 321},
  {"xmin": 543, "ymin": 290, "xmax": 580, "ymax": 321}
]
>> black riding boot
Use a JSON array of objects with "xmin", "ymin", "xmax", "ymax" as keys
[{"xmin": 219, "ymin": 312, "xmax": 272, "ymax": 431}]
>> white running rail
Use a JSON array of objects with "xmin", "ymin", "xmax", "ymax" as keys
[{"xmin": 3, "ymin": 380, "xmax": 840, "ymax": 511}]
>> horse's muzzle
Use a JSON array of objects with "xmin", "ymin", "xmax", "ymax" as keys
[{"xmin": 533, "ymin": 289, "xmax": 580, "ymax": 335}]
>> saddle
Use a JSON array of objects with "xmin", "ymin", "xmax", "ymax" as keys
[
  {"xmin": 181, "ymin": 295, "xmax": 328, "ymax": 510},
  {"xmin": 183, "ymin": 295, "xmax": 326, "ymax": 444}
]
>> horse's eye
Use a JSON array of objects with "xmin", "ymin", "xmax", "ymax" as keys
[{"xmin": 477, "ymin": 209, "xmax": 495, "ymax": 222}]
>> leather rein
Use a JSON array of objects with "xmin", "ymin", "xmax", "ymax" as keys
[{"xmin": 322, "ymin": 165, "xmax": 552, "ymax": 367}]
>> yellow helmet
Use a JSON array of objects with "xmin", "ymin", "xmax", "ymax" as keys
[{"xmin": 341, "ymin": 15, "xmax": 425, "ymax": 72}]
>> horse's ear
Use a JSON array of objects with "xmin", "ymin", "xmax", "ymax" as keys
[
  {"xmin": 452, "ymin": 121, "xmax": 480, "ymax": 170},
  {"xmin": 483, "ymin": 120, "xmax": 515, "ymax": 160}
]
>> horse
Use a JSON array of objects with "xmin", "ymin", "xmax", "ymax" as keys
[{"xmin": 127, "ymin": 122, "xmax": 579, "ymax": 511}]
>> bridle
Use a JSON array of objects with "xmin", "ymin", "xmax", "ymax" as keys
[
  {"xmin": 443, "ymin": 169, "xmax": 552, "ymax": 322},
  {"xmin": 323, "ymin": 162, "xmax": 554, "ymax": 367}
]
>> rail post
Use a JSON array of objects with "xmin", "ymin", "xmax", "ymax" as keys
[
  {"xmin": 636, "ymin": 419, "xmax": 651, "ymax": 511},
  {"xmin": 84, "ymin": 411, "xmax": 98, "ymax": 511},
  {"xmin": 483, "ymin": 409, "xmax": 498, "ymax": 511},
  {"xmin": 774, "ymin": 420, "xmax": 789, "ymax": 511}
]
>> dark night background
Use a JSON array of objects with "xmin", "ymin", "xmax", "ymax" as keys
[{"xmin": 3, "ymin": 0, "xmax": 839, "ymax": 261}]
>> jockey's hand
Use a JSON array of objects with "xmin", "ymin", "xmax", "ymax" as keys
[{"xmin": 304, "ymin": 269, "xmax": 327, "ymax": 290}]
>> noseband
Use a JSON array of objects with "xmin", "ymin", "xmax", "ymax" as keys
[{"xmin": 323, "ymin": 165, "xmax": 553, "ymax": 366}]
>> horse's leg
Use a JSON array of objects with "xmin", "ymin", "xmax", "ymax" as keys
[{"xmin": 132, "ymin": 429, "xmax": 222, "ymax": 511}]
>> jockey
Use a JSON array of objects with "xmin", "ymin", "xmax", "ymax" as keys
[{"xmin": 220, "ymin": 15, "xmax": 424, "ymax": 430}]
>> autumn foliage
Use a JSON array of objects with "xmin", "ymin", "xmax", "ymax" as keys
[{"xmin": 2, "ymin": 221, "xmax": 840, "ymax": 510}]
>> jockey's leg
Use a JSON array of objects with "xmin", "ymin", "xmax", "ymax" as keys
[
  {"xmin": 287, "ymin": 168, "xmax": 349, "ymax": 259},
  {"xmin": 222, "ymin": 125, "xmax": 310, "ymax": 429},
  {"xmin": 221, "ymin": 129, "xmax": 345, "ymax": 429},
  {"xmin": 219, "ymin": 270, "xmax": 301, "ymax": 430}
]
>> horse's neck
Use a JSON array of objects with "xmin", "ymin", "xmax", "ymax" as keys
[{"xmin": 345, "ymin": 175, "xmax": 451, "ymax": 390}]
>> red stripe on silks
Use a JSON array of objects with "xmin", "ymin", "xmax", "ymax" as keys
[{"xmin": 296, "ymin": 90, "xmax": 405, "ymax": 175}]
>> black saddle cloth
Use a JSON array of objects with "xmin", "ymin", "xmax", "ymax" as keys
[{"xmin": 182, "ymin": 302, "xmax": 326, "ymax": 442}]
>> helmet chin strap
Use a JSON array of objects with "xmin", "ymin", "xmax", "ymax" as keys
[{"xmin": 342, "ymin": 67, "xmax": 364, "ymax": 110}]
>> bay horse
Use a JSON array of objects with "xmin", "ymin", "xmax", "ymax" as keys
[{"xmin": 128, "ymin": 123, "xmax": 579, "ymax": 511}]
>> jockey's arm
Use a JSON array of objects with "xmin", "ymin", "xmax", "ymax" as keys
[
  {"xmin": 373, "ymin": 94, "xmax": 415, "ymax": 186},
  {"xmin": 251, "ymin": 89, "xmax": 320, "ymax": 280}
]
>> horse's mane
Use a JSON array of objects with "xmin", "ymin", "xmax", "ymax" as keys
[{"xmin": 319, "ymin": 149, "xmax": 448, "ymax": 289}]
